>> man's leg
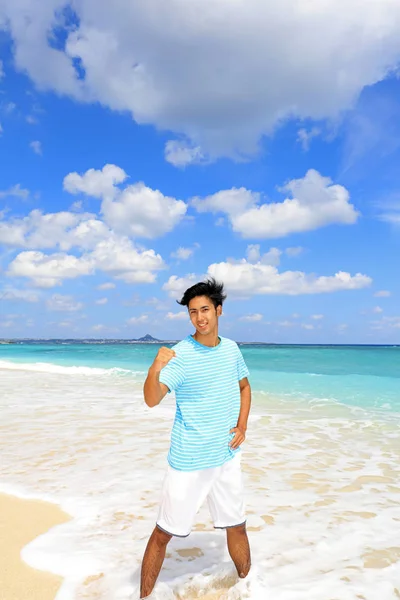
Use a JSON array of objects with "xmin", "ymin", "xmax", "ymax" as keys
[
  {"xmin": 226, "ymin": 523, "xmax": 251, "ymax": 578},
  {"xmin": 140, "ymin": 526, "xmax": 172, "ymax": 599}
]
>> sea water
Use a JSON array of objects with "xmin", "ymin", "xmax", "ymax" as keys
[{"xmin": 0, "ymin": 342, "xmax": 399, "ymax": 599}]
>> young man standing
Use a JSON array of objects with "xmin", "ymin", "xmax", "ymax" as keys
[{"xmin": 140, "ymin": 278, "xmax": 251, "ymax": 599}]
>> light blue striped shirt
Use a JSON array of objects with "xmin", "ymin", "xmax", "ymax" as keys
[{"xmin": 159, "ymin": 335, "xmax": 249, "ymax": 471}]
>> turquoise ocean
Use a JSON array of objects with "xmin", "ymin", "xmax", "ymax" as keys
[{"xmin": 1, "ymin": 341, "xmax": 400, "ymax": 413}]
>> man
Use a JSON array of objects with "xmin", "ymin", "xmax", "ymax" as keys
[{"xmin": 140, "ymin": 277, "xmax": 251, "ymax": 599}]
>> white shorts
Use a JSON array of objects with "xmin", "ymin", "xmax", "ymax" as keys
[{"xmin": 156, "ymin": 452, "xmax": 246, "ymax": 537}]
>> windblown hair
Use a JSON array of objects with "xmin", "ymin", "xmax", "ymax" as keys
[{"xmin": 177, "ymin": 277, "xmax": 227, "ymax": 309}]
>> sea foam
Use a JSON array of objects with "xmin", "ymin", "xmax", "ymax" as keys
[{"xmin": 1, "ymin": 367, "xmax": 399, "ymax": 599}]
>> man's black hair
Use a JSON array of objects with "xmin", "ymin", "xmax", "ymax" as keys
[{"xmin": 177, "ymin": 277, "xmax": 227, "ymax": 309}]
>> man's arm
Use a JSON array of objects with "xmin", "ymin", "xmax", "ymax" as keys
[
  {"xmin": 143, "ymin": 347, "xmax": 175, "ymax": 408},
  {"xmin": 230, "ymin": 377, "xmax": 251, "ymax": 449}
]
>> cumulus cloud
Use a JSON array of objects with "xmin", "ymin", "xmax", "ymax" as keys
[
  {"xmin": 208, "ymin": 260, "xmax": 371, "ymax": 296},
  {"xmin": 164, "ymin": 261, "xmax": 372, "ymax": 298},
  {"xmin": 311, "ymin": 314, "xmax": 324, "ymax": 320},
  {"xmin": 193, "ymin": 170, "xmax": 359, "ymax": 239},
  {"xmin": 163, "ymin": 273, "xmax": 201, "ymax": 298},
  {"xmin": 64, "ymin": 164, "xmax": 187, "ymax": 239},
  {"xmin": 64, "ymin": 164, "xmax": 128, "ymax": 199},
  {"xmin": 102, "ymin": 182, "xmax": 187, "ymax": 239},
  {"xmin": 95, "ymin": 297, "xmax": 108, "ymax": 305},
  {"xmin": 47, "ymin": 294, "xmax": 84, "ymax": 312},
  {"xmin": 166, "ymin": 311, "xmax": 187, "ymax": 321},
  {"xmin": 2, "ymin": 1, "xmax": 400, "ymax": 158},
  {"xmin": 7, "ymin": 251, "xmax": 94, "ymax": 288},
  {"xmin": 90, "ymin": 237, "xmax": 165, "ymax": 284},
  {"xmin": 0, "ymin": 209, "xmax": 105, "ymax": 250}
]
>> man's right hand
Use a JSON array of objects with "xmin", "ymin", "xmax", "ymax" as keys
[{"xmin": 152, "ymin": 347, "xmax": 176, "ymax": 373}]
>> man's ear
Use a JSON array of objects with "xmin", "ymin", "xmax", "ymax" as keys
[{"xmin": 216, "ymin": 305, "xmax": 223, "ymax": 317}]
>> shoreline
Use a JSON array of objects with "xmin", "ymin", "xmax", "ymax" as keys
[{"xmin": 0, "ymin": 492, "xmax": 70, "ymax": 600}]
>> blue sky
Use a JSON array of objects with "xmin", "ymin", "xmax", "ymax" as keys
[{"xmin": 1, "ymin": 1, "xmax": 400, "ymax": 343}]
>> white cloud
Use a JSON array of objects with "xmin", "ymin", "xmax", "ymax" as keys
[
  {"xmin": 301, "ymin": 323, "xmax": 315, "ymax": 330},
  {"xmin": 127, "ymin": 315, "xmax": 148, "ymax": 325},
  {"xmin": 102, "ymin": 183, "xmax": 187, "ymax": 239},
  {"xmin": 3, "ymin": 1, "xmax": 400, "ymax": 158},
  {"xmin": 171, "ymin": 244, "xmax": 199, "ymax": 261},
  {"xmin": 26, "ymin": 115, "xmax": 38, "ymax": 125},
  {"xmin": 0, "ymin": 209, "xmax": 105, "ymax": 250},
  {"xmin": 30, "ymin": 140, "xmax": 42, "ymax": 155},
  {"xmin": 0, "ymin": 288, "xmax": 39, "ymax": 302},
  {"xmin": 95, "ymin": 297, "xmax": 108, "ymax": 305},
  {"xmin": 47, "ymin": 294, "xmax": 84, "ymax": 312},
  {"xmin": 245, "ymin": 245, "xmax": 282, "ymax": 266},
  {"xmin": 0, "ymin": 184, "xmax": 30, "ymax": 200},
  {"xmin": 240, "ymin": 314, "xmax": 263, "ymax": 322},
  {"xmin": 90, "ymin": 237, "xmax": 165, "ymax": 284},
  {"xmin": 373, "ymin": 306, "xmax": 383, "ymax": 314},
  {"xmin": 297, "ymin": 127, "xmax": 321, "ymax": 151},
  {"xmin": 166, "ymin": 311, "xmax": 187, "ymax": 321},
  {"xmin": 63, "ymin": 164, "xmax": 128, "ymax": 200},
  {"xmin": 97, "ymin": 282, "xmax": 116, "ymax": 290},
  {"xmin": 193, "ymin": 170, "xmax": 359, "ymax": 239},
  {"xmin": 207, "ymin": 259, "xmax": 372, "ymax": 296},
  {"xmin": 7, "ymin": 251, "xmax": 94, "ymax": 288},
  {"xmin": 64, "ymin": 164, "xmax": 187, "ymax": 239},
  {"xmin": 192, "ymin": 188, "xmax": 256, "ymax": 217},
  {"xmin": 165, "ymin": 140, "xmax": 205, "ymax": 167},
  {"xmin": 163, "ymin": 273, "xmax": 200, "ymax": 298},
  {"xmin": 374, "ymin": 290, "xmax": 391, "ymax": 297},
  {"xmin": 311, "ymin": 314, "xmax": 324, "ymax": 320},
  {"xmin": 164, "ymin": 263, "xmax": 372, "ymax": 298}
]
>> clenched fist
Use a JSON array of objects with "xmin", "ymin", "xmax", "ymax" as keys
[{"xmin": 152, "ymin": 347, "xmax": 176, "ymax": 373}]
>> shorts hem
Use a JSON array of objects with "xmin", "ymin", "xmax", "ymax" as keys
[
  {"xmin": 214, "ymin": 519, "xmax": 246, "ymax": 530},
  {"xmin": 156, "ymin": 522, "xmax": 190, "ymax": 538}
]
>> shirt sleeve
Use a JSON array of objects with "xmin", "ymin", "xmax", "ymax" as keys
[
  {"xmin": 159, "ymin": 353, "xmax": 185, "ymax": 392},
  {"xmin": 237, "ymin": 346, "xmax": 250, "ymax": 381}
]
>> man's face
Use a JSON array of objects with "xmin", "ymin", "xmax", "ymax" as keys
[{"xmin": 188, "ymin": 295, "xmax": 222, "ymax": 336}]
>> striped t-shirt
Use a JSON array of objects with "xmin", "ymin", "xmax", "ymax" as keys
[{"xmin": 159, "ymin": 335, "xmax": 249, "ymax": 471}]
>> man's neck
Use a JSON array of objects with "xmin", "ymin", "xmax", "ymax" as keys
[{"xmin": 193, "ymin": 330, "xmax": 220, "ymax": 348}]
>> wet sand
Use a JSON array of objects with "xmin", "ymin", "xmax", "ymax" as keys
[{"xmin": 0, "ymin": 493, "xmax": 69, "ymax": 600}]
